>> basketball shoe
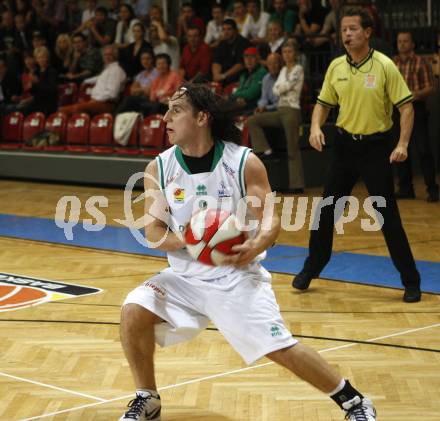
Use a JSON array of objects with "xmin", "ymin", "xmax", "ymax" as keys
[
  {"xmin": 119, "ymin": 392, "xmax": 161, "ymax": 421},
  {"xmin": 342, "ymin": 396, "xmax": 376, "ymax": 420}
]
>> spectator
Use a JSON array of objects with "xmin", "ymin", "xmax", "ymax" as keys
[
  {"xmin": 77, "ymin": 6, "xmax": 116, "ymax": 48},
  {"xmin": 0, "ymin": 56, "xmax": 22, "ymax": 114},
  {"xmin": 248, "ymin": 41, "xmax": 305, "ymax": 193},
  {"xmin": 148, "ymin": 4, "xmax": 172, "ymax": 35},
  {"xmin": 309, "ymin": 0, "xmax": 339, "ymax": 48},
  {"xmin": 108, "ymin": 0, "xmax": 121, "ymax": 21},
  {"xmin": 227, "ymin": 46, "xmax": 267, "ymax": 115},
  {"xmin": 232, "ymin": 0, "xmax": 247, "ymax": 34},
  {"xmin": 149, "ymin": 20, "xmax": 180, "ymax": 70},
  {"xmin": 294, "ymin": 0, "xmax": 327, "ymax": 38},
  {"xmin": 127, "ymin": 0, "xmax": 150, "ymax": 21},
  {"xmin": 147, "ymin": 53, "xmax": 182, "ymax": 114},
  {"xmin": 14, "ymin": 13, "xmax": 32, "ymax": 51},
  {"xmin": 212, "ymin": 18, "xmax": 250, "ymax": 86},
  {"xmin": 176, "ymin": 2, "xmax": 205, "ymax": 46},
  {"xmin": 242, "ymin": 0, "xmax": 270, "ymax": 44},
  {"xmin": 120, "ymin": 22, "xmax": 153, "ymax": 79},
  {"xmin": 59, "ymin": 44, "xmax": 126, "ymax": 117},
  {"xmin": 393, "ymin": 30, "xmax": 439, "ymax": 202},
  {"xmin": 63, "ymin": 32, "xmax": 102, "ymax": 84},
  {"xmin": 270, "ymin": 0, "xmax": 297, "ymax": 34},
  {"xmin": 20, "ymin": 46, "xmax": 58, "ymax": 115},
  {"xmin": 33, "ymin": 0, "xmax": 66, "ymax": 37},
  {"xmin": 1, "ymin": 10, "xmax": 21, "ymax": 73},
  {"xmin": 53, "ymin": 33, "xmax": 74, "ymax": 75},
  {"xmin": 258, "ymin": 20, "xmax": 286, "ymax": 64},
  {"xmin": 178, "ymin": 26, "xmax": 211, "ymax": 82},
  {"xmin": 65, "ymin": 0, "xmax": 82, "ymax": 33},
  {"xmin": 255, "ymin": 52, "xmax": 281, "ymax": 113},
  {"xmin": 16, "ymin": 51, "xmax": 37, "ymax": 102},
  {"xmin": 81, "ymin": 0, "xmax": 97, "ymax": 26},
  {"xmin": 31, "ymin": 30, "xmax": 47, "ymax": 50},
  {"xmin": 114, "ymin": 49, "xmax": 158, "ymax": 115},
  {"xmin": 204, "ymin": 4, "xmax": 224, "ymax": 49},
  {"xmin": 114, "ymin": 3, "xmax": 140, "ymax": 49}
]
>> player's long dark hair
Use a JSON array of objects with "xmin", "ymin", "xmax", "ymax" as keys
[{"xmin": 174, "ymin": 83, "xmax": 242, "ymax": 145}]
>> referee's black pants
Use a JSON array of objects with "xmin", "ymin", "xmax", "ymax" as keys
[{"xmin": 303, "ymin": 129, "xmax": 421, "ymax": 289}]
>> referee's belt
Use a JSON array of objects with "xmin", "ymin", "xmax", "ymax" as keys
[{"xmin": 337, "ymin": 127, "xmax": 386, "ymax": 141}]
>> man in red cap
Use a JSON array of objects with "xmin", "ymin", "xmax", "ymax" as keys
[{"xmin": 226, "ymin": 46, "xmax": 267, "ymax": 115}]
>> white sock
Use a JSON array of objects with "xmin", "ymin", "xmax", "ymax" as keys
[
  {"xmin": 328, "ymin": 379, "xmax": 346, "ymax": 396},
  {"xmin": 136, "ymin": 389, "xmax": 159, "ymax": 399}
]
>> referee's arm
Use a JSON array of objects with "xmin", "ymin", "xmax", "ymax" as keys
[
  {"xmin": 309, "ymin": 103, "xmax": 331, "ymax": 152},
  {"xmin": 390, "ymin": 101, "xmax": 414, "ymax": 163}
]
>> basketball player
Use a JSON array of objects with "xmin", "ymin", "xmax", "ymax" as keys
[{"xmin": 119, "ymin": 84, "xmax": 376, "ymax": 421}]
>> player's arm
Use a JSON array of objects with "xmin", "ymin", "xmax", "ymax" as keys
[
  {"xmin": 390, "ymin": 101, "xmax": 414, "ymax": 163},
  {"xmin": 222, "ymin": 153, "xmax": 280, "ymax": 267},
  {"xmin": 143, "ymin": 160, "xmax": 185, "ymax": 251}
]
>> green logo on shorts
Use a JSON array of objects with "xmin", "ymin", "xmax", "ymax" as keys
[{"xmin": 271, "ymin": 325, "xmax": 282, "ymax": 337}]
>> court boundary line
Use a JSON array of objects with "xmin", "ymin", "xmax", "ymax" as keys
[
  {"xmin": 0, "ymin": 371, "xmax": 105, "ymax": 402},
  {"xmin": 16, "ymin": 322, "xmax": 440, "ymax": 421}
]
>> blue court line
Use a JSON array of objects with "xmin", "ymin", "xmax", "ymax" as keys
[{"xmin": 0, "ymin": 213, "xmax": 439, "ymax": 293}]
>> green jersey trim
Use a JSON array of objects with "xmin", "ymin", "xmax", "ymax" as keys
[
  {"xmin": 174, "ymin": 140, "xmax": 225, "ymax": 174},
  {"xmin": 239, "ymin": 147, "xmax": 251, "ymax": 197},
  {"xmin": 156, "ymin": 156, "xmax": 165, "ymax": 190}
]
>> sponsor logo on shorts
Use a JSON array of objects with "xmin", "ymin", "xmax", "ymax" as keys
[
  {"xmin": 143, "ymin": 281, "xmax": 166, "ymax": 297},
  {"xmin": 0, "ymin": 273, "xmax": 102, "ymax": 312},
  {"xmin": 270, "ymin": 325, "xmax": 282, "ymax": 337}
]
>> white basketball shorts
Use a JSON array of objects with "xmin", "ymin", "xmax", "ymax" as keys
[{"xmin": 123, "ymin": 269, "xmax": 297, "ymax": 365}]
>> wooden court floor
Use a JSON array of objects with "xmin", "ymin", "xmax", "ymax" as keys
[{"xmin": 0, "ymin": 179, "xmax": 439, "ymax": 421}]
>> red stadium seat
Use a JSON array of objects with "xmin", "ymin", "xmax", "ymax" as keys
[
  {"xmin": 114, "ymin": 114, "xmax": 141, "ymax": 155},
  {"xmin": 235, "ymin": 115, "xmax": 250, "ymax": 147},
  {"xmin": 207, "ymin": 81, "xmax": 222, "ymax": 95},
  {"xmin": 22, "ymin": 112, "xmax": 46, "ymax": 149},
  {"xmin": 140, "ymin": 114, "xmax": 166, "ymax": 156},
  {"xmin": 66, "ymin": 113, "xmax": 90, "ymax": 152},
  {"xmin": 77, "ymin": 83, "xmax": 94, "ymax": 103},
  {"xmin": 0, "ymin": 112, "xmax": 24, "ymax": 149},
  {"xmin": 89, "ymin": 113, "xmax": 114, "ymax": 154},
  {"xmin": 58, "ymin": 83, "xmax": 78, "ymax": 106},
  {"xmin": 223, "ymin": 82, "xmax": 239, "ymax": 96},
  {"xmin": 44, "ymin": 112, "xmax": 68, "ymax": 151}
]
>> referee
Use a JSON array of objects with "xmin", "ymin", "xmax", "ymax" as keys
[{"xmin": 292, "ymin": 7, "xmax": 422, "ymax": 303}]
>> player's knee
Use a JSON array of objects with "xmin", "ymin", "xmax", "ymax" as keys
[{"xmin": 121, "ymin": 303, "xmax": 158, "ymax": 332}]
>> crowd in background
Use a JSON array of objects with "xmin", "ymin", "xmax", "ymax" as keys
[{"xmin": 0, "ymin": 0, "xmax": 390, "ymax": 120}]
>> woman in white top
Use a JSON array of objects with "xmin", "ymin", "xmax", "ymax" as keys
[
  {"xmin": 248, "ymin": 41, "xmax": 305, "ymax": 192},
  {"xmin": 114, "ymin": 3, "xmax": 140, "ymax": 48}
]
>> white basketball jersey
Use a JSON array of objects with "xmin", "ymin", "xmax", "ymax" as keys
[{"xmin": 155, "ymin": 140, "xmax": 270, "ymax": 282}]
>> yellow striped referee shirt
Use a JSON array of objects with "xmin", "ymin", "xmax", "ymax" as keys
[{"xmin": 317, "ymin": 49, "xmax": 413, "ymax": 135}]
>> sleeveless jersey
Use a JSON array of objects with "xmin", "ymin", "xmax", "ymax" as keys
[{"xmin": 155, "ymin": 140, "xmax": 270, "ymax": 282}]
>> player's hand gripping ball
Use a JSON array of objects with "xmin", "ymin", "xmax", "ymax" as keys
[{"xmin": 184, "ymin": 208, "xmax": 246, "ymax": 266}]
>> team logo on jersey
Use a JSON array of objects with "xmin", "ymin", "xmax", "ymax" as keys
[
  {"xmin": 222, "ymin": 162, "xmax": 235, "ymax": 177},
  {"xmin": 196, "ymin": 184, "xmax": 208, "ymax": 196},
  {"xmin": 365, "ymin": 74, "xmax": 376, "ymax": 88},
  {"xmin": 173, "ymin": 187, "xmax": 185, "ymax": 202},
  {"xmin": 0, "ymin": 273, "xmax": 102, "ymax": 313},
  {"xmin": 218, "ymin": 181, "xmax": 231, "ymax": 198}
]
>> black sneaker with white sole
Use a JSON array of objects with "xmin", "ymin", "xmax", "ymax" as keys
[{"xmin": 119, "ymin": 392, "xmax": 161, "ymax": 421}]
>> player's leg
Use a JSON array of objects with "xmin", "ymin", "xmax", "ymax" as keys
[
  {"xmin": 293, "ymin": 133, "xmax": 359, "ymax": 290},
  {"xmin": 119, "ymin": 272, "xmax": 209, "ymax": 421},
  {"xmin": 360, "ymin": 136, "xmax": 421, "ymax": 302},
  {"xmin": 267, "ymin": 344, "xmax": 376, "ymax": 420},
  {"xmin": 207, "ymin": 275, "xmax": 376, "ymax": 420}
]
